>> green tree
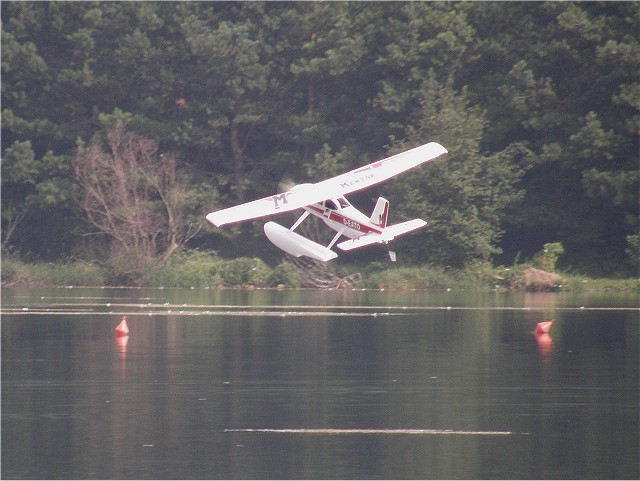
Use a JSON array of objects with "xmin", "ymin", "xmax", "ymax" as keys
[
  {"xmin": 178, "ymin": 3, "xmax": 275, "ymax": 201},
  {"xmin": 382, "ymin": 77, "xmax": 525, "ymax": 266},
  {"xmin": 1, "ymin": 2, "xmax": 636, "ymax": 275},
  {"xmin": 1, "ymin": 12, "xmax": 83, "ymax": 257},
  {"xmin": 375, "ymin": 2, "xmax": 477, "ymax": 136},
  {"xmin": 461, "ymin": 2, "xmax": 639, "ymax": 272}
]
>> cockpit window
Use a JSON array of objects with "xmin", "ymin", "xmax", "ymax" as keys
[{"xmin": 324, "ymin": 198, "xmax": 350, "ymax": 210}]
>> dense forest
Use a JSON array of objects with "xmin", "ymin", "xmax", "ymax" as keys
[{"xmin": 2, "ymin": 2, "xmax": 638, "ymax": 281}]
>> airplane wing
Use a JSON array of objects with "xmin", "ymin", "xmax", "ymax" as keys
[
  {"xmin": 315, "ymin": 142, "xmax": 448, "ymax": 197},
  {"xmin": 206, "ymin": 142, "xmax": 447, "ymax": 227},
  {"xmin": 206, "ymin": 184, "xmax": 328, "ymax": 227}
]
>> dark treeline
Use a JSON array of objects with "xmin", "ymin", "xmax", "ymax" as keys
[{"xmin": 2, "ymin": 2, "xmax": 638, "ymax": 277}]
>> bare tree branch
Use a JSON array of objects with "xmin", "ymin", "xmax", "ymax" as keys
[{"xmin": 72, "ymin": 124, "xmax": 194, "ymax": 281}]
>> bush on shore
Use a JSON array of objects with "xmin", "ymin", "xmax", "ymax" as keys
[
  {"xmin": 1, "ymin": 250, "xmax": 637, "ymax": 292},
  {"xmin": 1, "ymin": 251, "xmax": 304, "ymax": 289},
  {"xmin": 362, "ymin": 264, "xmax": 466, "ymax": 290},
  {"xmin": 142, "ymin": 251, "xmax": 224, "ymax": 288}
]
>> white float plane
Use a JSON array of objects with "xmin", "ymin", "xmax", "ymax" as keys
[{"xmin": 206, "ymin": 142, "xmax": 448, "ymax": 261}]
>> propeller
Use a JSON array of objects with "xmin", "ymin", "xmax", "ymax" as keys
[{"xmin": 277, "ymin": 176, "xmax": 297, "ymax": 194}]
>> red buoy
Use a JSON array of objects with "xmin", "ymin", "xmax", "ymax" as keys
[
  {"xmin": 535, "ymin": 319, "xmax": 555, "ymax": 334},
  {"xmin": 115, "ymin": 316, "xmax": 129, "ymax": 337}
]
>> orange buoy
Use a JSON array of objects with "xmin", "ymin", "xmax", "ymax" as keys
[
  {"xmin": 535, "ymin": 319, "xmax": 555, "ymax": 334},
  {"xmin": 115, "ymin": 315, "xmax": 129, "ymax": 337}
]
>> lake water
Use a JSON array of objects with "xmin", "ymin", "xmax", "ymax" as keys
[{"xmin": 2, "ymin": 287, "xmax": 638, "ymax": 479}]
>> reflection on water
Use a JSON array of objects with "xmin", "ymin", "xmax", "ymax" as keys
[
  {"xmin": 2, "ymin": 288, "xmax": 638, "ymax": 479},
  {"xmin": 535, "ymin": 331, "xmax": 554, "ymax": 358}
]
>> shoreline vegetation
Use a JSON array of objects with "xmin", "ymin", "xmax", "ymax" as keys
[
  {"xmin": 2, "ymin": 251, "xmax": 637, "ymax": 293},
  {"xmin": 3, "ymin": 3, "xmax": 638, "ymax": 291}
]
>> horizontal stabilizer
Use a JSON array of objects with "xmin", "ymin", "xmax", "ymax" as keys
[
  {"xmin": 385, "ymin": 218, "xmax": 427, "ymax": 236},
  {"xmin": 264, "ymin": 221, "xmax": 337, "ymax": 262},
  {"xmin": 337, "ymin": 219, "xmax": 427, "ymax": 251},
  {"xmin": 336, "ymin": 233, "xmax": 391, "ymax": 251}
]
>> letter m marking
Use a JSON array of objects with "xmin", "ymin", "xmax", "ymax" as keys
[{"xmin": 272, "ymin": 193, "xmax": 290, "ymax": 209}]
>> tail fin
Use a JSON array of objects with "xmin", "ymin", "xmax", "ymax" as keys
[{"xmin": 370, "ymin": 197, "xmax": 389, "ymax": 228}]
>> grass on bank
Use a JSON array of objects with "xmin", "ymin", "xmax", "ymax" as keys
[
  {"xmin": 2, "ymin": 250, "xmax": 637, "ymax": 292},
  {"xmin": 1, "ymin": 257, "xmax": 109, "ymax": 287}
]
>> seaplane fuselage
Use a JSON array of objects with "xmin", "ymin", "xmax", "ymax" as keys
[
  {"xmin": 206, "ymin": 142, "xmax": 448, "ymax": 261},
  {"xmin": 305, "ymin": 198, "xmax": 382, "ymax": 239}
]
